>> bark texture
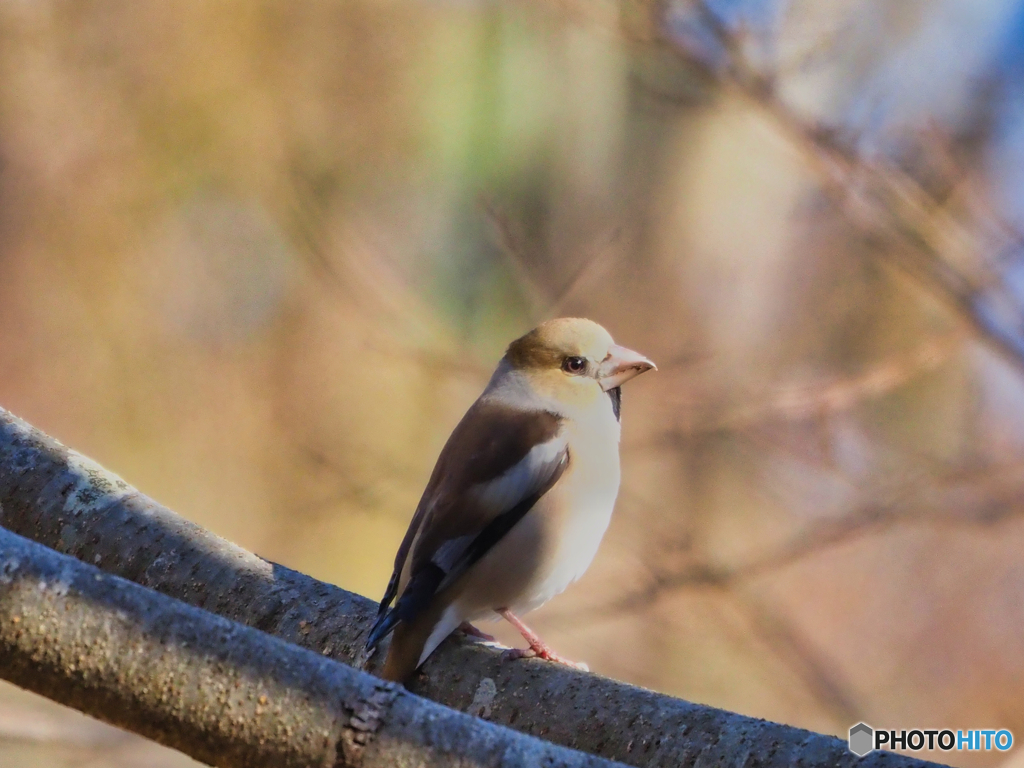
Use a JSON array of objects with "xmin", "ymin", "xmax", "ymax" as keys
[
  {"xmin": 0, "ymin": 405, "xmax": 946, "ymax": 768},
  {"xmin": 0, "ymin": 525, "xmax": 626, "ymax": 767}
]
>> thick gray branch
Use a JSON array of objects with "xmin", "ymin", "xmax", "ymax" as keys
[
  {"xmin": 0, "ymin": 525, "xmax": 625, "ymax": 768},
  {"xmin": 0, "ymin": 406, "xmax": 943, "ymax": 768}
]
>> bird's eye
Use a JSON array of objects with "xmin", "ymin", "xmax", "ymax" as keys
[{"xmin": 561, "ymin": 356, "xmax": 587, "ymax": 375}]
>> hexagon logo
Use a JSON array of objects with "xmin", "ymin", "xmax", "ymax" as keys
[{"xmin": 849, "ymin": 723, "xmax": 874, "ymax": 756}]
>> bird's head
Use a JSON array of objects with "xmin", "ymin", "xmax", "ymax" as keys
[{"xmin": 504, "ymin": 318, "xmax": 656, "ymax": 414}]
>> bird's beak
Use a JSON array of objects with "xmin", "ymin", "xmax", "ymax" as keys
[{"xmin": 598, "ymin": 344, "xmax": 657, "ymax": 391}]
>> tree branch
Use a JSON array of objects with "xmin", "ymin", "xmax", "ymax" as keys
[
  {"xmin": 0, "ymin": 525, "xmax": 621, "ymax": 768},
  {"xmin": 0, "ymin": 405, "xmax": 942, "ymax": 768}
]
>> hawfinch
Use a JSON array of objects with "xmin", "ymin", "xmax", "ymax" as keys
[{"xmin": 365, "ymin": 318, "xmax": 655, "ymax": 682}]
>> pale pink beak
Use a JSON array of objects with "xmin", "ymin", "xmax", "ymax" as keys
[{"xmin": 598, "ymin": 344, "xmax": 656, "ymax": 391}]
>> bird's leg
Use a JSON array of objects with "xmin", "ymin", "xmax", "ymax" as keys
[
  {"xmin": 458, "ymin": 622, "xmax": 496, "ymax": 642},
  {"xmin": 497, "ymin": 609, "xmax": 589, "ymax": 671}
]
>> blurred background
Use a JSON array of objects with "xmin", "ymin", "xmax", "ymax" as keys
[{"xmin": 2, "ymin": 0, "xmax": 1024, "ymax": 766}]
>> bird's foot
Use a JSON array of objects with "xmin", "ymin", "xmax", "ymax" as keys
[
  {"xmin": 500, "ymin": 647, "xmax": 535, "ymax": 663},
  {"xmin": 500, "ymin": 644, "xmax": 589, "ymax": 671},
  {"xmin": 496, "ymin": 608, "xmax": 589, "ymax": 671},
  {"xmin": 458, "ymin": 622, "xmax": 497, "ymax": 642}
]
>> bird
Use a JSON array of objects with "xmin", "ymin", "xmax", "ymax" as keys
[{"xmin": 365, "ymin": 317, "xmax": 656, "ymax": 683}]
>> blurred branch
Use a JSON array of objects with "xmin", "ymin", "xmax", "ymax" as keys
[
  {"xmin": 481, "ymin": 198, "xmax": 550, "ymax": 319},
  {"xmin": 663, "ymin": 329, "xmax": 964, "ymax": 435},
  {"xmin": 0, "ymin": 405, "xmax": 938, "ymax": 768},
  {"xmin": 770, "ymin": 13, "xmax": 852, "ymax": 79},
  {"xmin": 574, "ymin": 454, "xmax": 1024, "ymax": 621},
  {"xmin": 289, "ymin": 442, "xmax": 424, "ymax": 527},
  {"xmin": 625, "ymin": 0, "xmax": 1024, "ymax": 376},
  {"xmin": 729, "ymin": 587, "xmax": 863, "ymax": 725},
  {"xmin": 0, "ymin": 527, "xmax": 622, "ymax": 768},
  {"xmin": 289, "ymin": 189, "xmax": 495, "ymax": 380},
  {"xmin": 482, "ymin": 198, "xmax": 621, "ymax": 320}
]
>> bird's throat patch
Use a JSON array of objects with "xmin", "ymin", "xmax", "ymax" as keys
[{"xmin": 607, "ymin": 386, "xmax": 621, "ymax": 421}]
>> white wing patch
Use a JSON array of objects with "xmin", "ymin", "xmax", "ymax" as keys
[
  {"xmin": 469, "ymin": 435, "xmax": 567, "ymax": 513},
  {"xmin": 418, "ymin": 602, "xmax": 464, "ymax": 667}
]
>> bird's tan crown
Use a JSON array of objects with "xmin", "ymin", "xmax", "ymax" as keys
[{"xmin": 505, "ymin": 318, "xmax": 615, "ymax": 371}]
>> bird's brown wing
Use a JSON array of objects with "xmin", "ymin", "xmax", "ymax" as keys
[{"xmin": 366, "ymin": 399, "xmax": 567, "ymax": 651}]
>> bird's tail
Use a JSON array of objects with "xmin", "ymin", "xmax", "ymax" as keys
[
  {"xmin": 365, "ymin": 608, "xmax": 400, "ymax": 652},
  {"xmin": 365, "ymin": 566, "xmax": 453, "ymax": 683},
  {"xmin": 365, "ymin": 564, "xmax": 444, "ymax": 652}
]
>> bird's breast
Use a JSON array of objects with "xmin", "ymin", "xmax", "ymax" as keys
[
  {"xmin": 453, "ymin": 408, "xmax": 623, "ymax": 619},
  {"xmin": 504, "ymin": 416, "xmax": 622, "ymax": 613}
]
